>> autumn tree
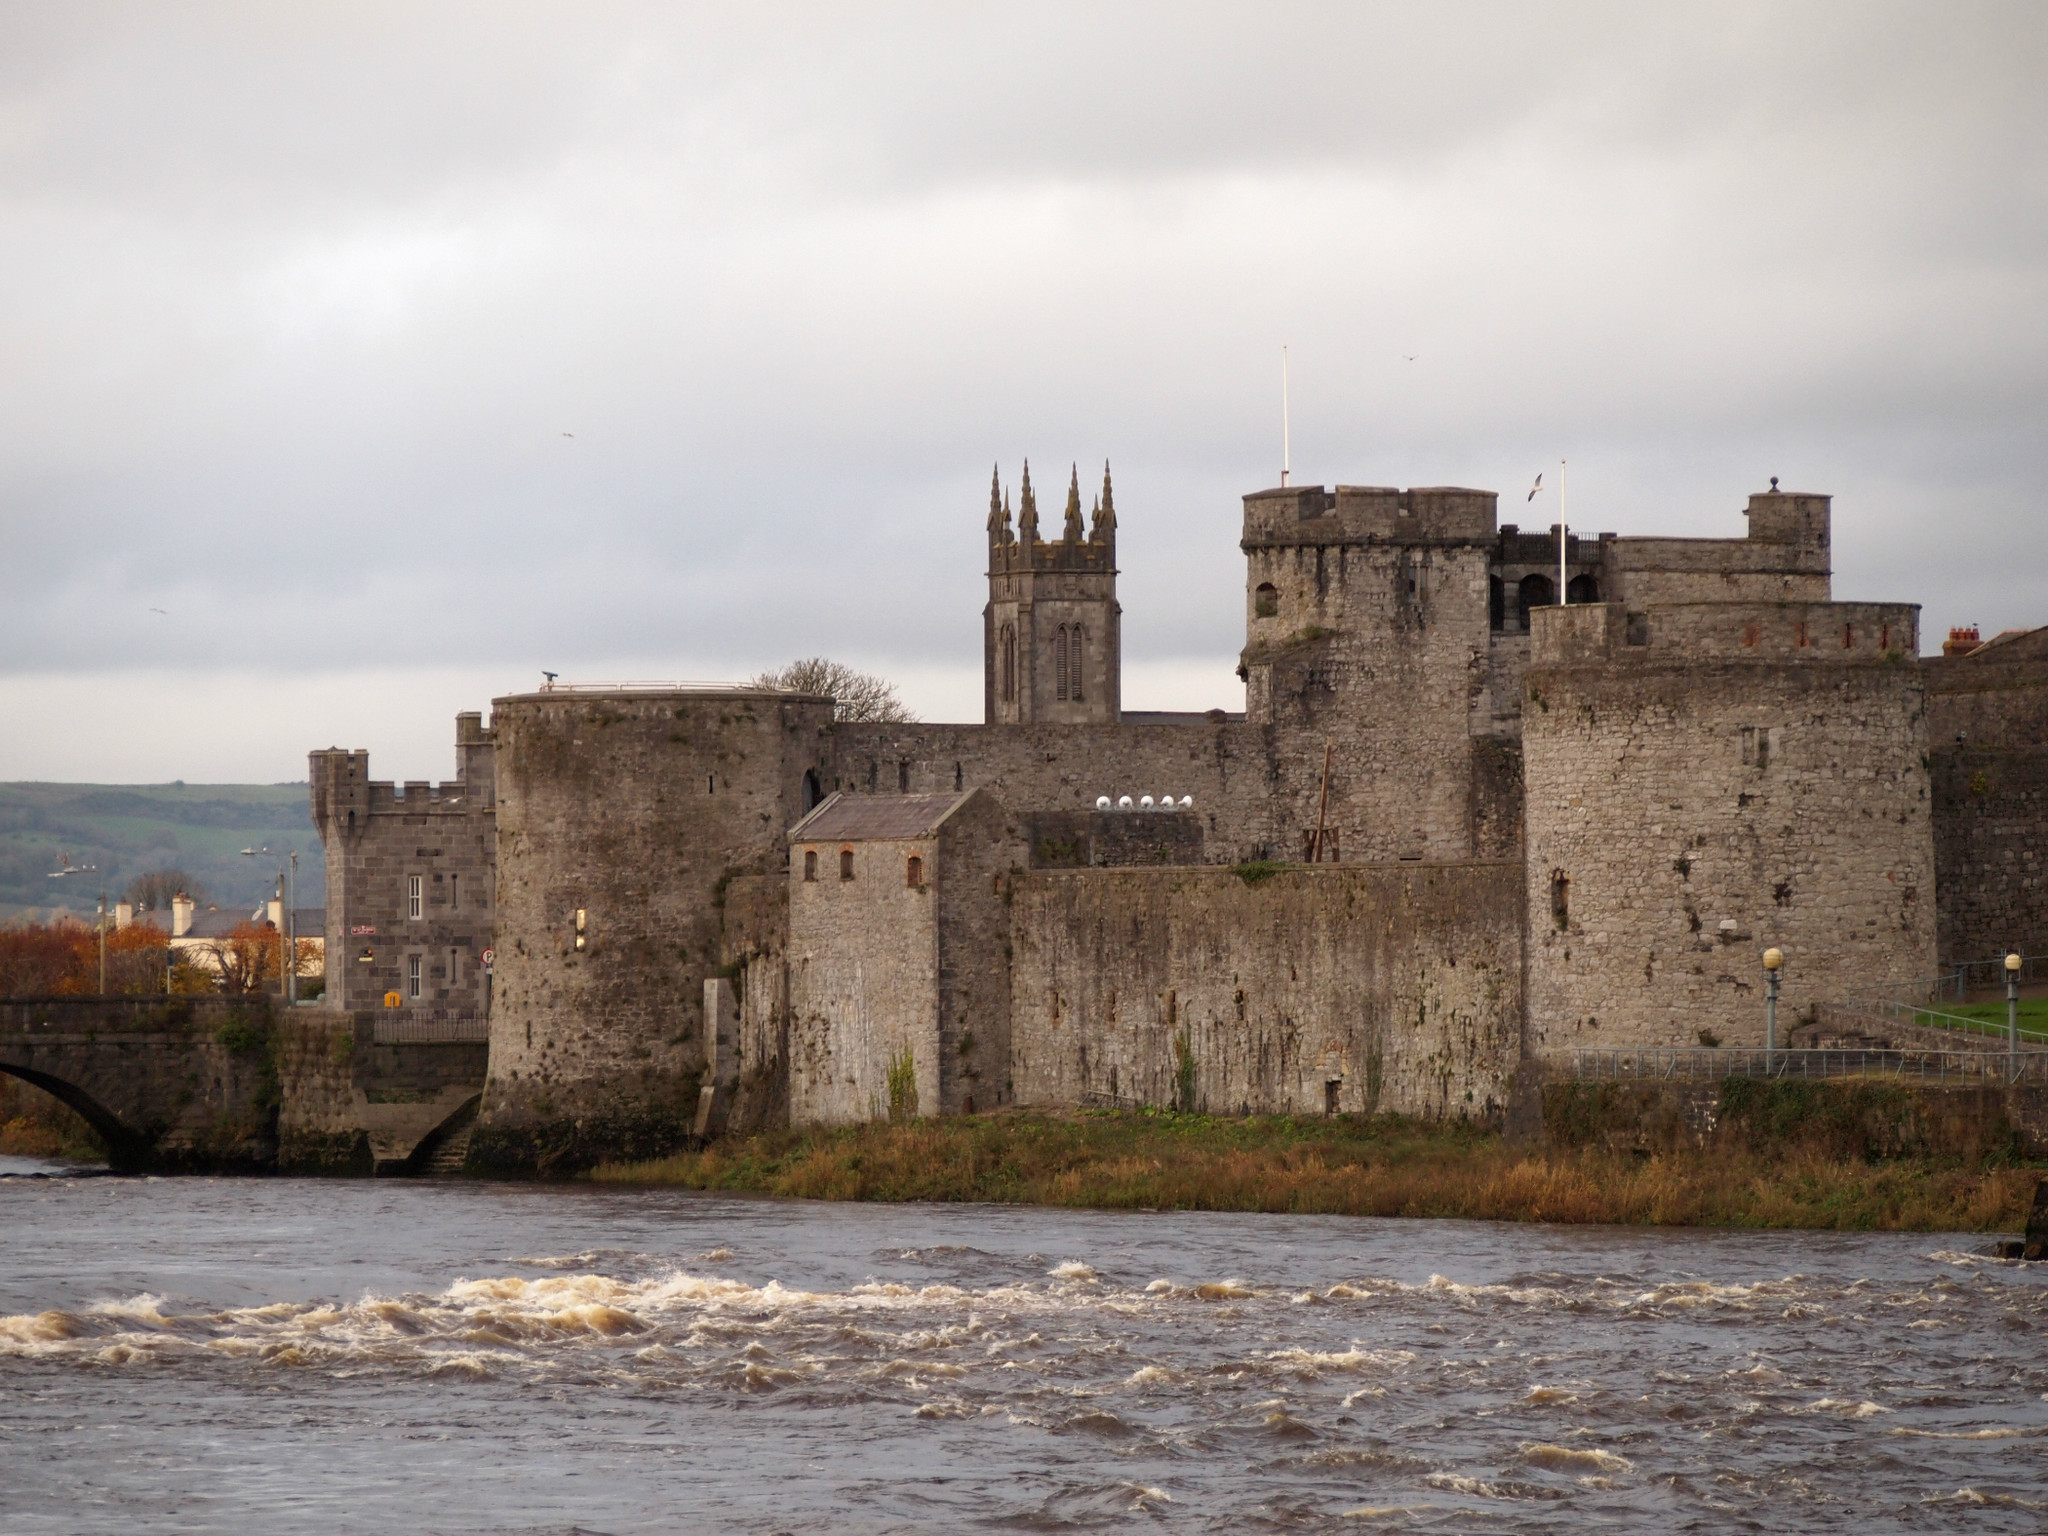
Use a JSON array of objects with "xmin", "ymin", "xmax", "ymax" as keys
[
  {"xmin": 0, "ymin": 920, "xmax": 168, "ymax": 996},
  {"xmin": 190, "ymin": 921, "xmax": 280, "ymax": 995},
  {"xmin": 752, "ymin": 658, "xmax": 917, "ymax": 723}
]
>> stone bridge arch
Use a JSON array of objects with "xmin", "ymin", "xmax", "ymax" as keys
[
  {"xmin": 0, "ymin": 1060, "xmax": 150, "ymax": 1168},
  {"xmin": 0, "ymin": 997, "xmax": 281, "ymax": 1172}
]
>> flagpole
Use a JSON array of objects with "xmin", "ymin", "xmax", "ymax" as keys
[
  {"xmin": 1557, "ymin": 458, "xmax": 1568, "ymax": 606},
  {"xmin": 1281, "ymin": 345, "xmax": 1291, "ymax": 488}
]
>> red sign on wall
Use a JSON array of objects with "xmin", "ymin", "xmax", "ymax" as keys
[{"xmin": 350, "ymin": 925, "xmax": 377, "ymax": 936}]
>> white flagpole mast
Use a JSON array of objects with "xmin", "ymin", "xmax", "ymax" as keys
[
  {"xmin": 1557, "ymin": 458, "xmax": 1568, "ymax": 606},
  {"xmin": 1281, "ymin": 345, "xmax": 1291, "ymax": 487}
]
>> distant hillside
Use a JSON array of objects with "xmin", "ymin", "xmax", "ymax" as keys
[{"xmin": 0, "ymin": 783, "xmax": 324, "ymax": 922}]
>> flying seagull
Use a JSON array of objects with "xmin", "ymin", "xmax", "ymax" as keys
[
  {"xmin": 149, "ymin": 606, "xmax": 168, "ymax": 614},
  {"xmin": 1402, "ymin": 354, "xmax": 1417, "ymax": 362},
  {"xmin": 562, "ymin": 432, "xmax": 574, "ymax": 437},
  {"xmin": 1527, "ymin": 473, "xmax": 1543, "ymax": 502}
]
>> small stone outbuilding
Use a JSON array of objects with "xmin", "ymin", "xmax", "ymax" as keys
[{"xmin": 787, "ymin": 790, "xmax": 1027, "ymax": 1125}]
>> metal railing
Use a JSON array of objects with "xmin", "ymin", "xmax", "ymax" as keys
[
  {"xmin": 1840, "ymin": 994, "xmax": 2048, "ymax": 1048},
  {"xmin": 531, "ymin": 680, "xmax": 794, "ymax": 694},
  {"xmin": 1564, "ymin": 1046, "xmax": 2048, "ymax": 1086},
  {"xmin": 371, "ymin": 1012, "xmax": 490, "ymax": 1044},
  {"xmin": 1898, "ymin": 953, "xmax": 2047, "ymax": 1004}
]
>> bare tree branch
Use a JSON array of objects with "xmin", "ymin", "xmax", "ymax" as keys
[{"xmin": 752, "ymin": 658, "xmax": 918, "ymax": 723}]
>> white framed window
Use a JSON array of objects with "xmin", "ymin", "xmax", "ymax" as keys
[
  {"xmin": 407, "ymin": 875, "xmax": 423, "ymax": 920},
  {"xmin": 407, "ymin": 953, "xmax": 423, "ymax": 999}
]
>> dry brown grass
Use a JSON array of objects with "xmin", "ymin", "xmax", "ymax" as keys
[{"xmin": 590, "ymin": 1108, "xmax": 2043, "ymax": 1233}]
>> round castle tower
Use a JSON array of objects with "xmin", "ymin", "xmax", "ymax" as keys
[{"xmin": 472, "ymin": 685, "xmax": 835, "ymax": 1172}]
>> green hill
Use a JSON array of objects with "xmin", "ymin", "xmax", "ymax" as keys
[{"xmin": 0, "ymin": 783, "xmax": 323, "ymax": 922}]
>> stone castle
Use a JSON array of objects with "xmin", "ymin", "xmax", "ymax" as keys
[{"xmin": 309, "ymin": 464, "xmax": 2048, "ymax": 1172}]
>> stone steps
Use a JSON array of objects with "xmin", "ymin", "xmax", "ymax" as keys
[{"xmin": 415, "ymin": 1100, "xmax": 479, "ymax": 1177}]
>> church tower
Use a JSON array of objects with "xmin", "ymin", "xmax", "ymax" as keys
[{"xmin": 985, "ymin": 461, "xmax": 1122, "ymax": 725}]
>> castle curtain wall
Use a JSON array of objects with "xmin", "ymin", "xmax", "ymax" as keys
[
  {"xmin": 1925, "ymin": 630, "xmax": 2048, "ymax": 963},
  {"xmin": 1007, "ymin": 864, "xmax": 1523, "ymax": 1119}
]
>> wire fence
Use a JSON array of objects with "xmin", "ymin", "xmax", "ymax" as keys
[
  {"xmin": 1563, "ymin": 1046, "xmax": 2048, "ymax": 1086},
  {"xmin": 370, "ymin": 1013, "xmax": 491, "ymax": 1044}
]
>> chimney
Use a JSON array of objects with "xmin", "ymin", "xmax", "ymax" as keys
[
  {"xmin": 115, "ymin": 901, "xmax": 134, "ymax": 930},
  {"xmin": 172, "ymin": 892, "xmax": 194, "ymax": 938},
  {"xmin": 1943, "ymin": 626, "xmax": 1982, "ymax": 658}
]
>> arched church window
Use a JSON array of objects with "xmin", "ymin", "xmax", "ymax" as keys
[
  {"xmin": 1071, "ymin": 627, "xmax": 1085, "ymax": 703},
  {"xmin": 1517, "ymin": 573, "xmax": 1555, "ymax": 630}
]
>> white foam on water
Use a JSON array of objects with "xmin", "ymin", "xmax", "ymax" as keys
[
  {"xmin": 1925, "ymin": 1488, "xmax": 2048, "ymax": 1509},
  {"xmin": 1046, "ymin": 1260, "xmax": 1097, "ymax": 1281},
  {"xmin": 1802, "ymin": 1397, "xmax": 1890, "ymax": 1418},
  {"xmin": 1516, "ymin": 1441, "xmax": 1633, "ymax": 1474}
]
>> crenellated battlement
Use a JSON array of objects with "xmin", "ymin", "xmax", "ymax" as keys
[
  {"xmin": 1530, "ymin": 599, "xmax": 1919, "ymax": 670},
  {"xmin": 1242, "ymin": 484, "xmax": 1499, "ymax": 548}
]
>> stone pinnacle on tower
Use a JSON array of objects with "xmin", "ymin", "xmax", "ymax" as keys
[
  {"xmin": 1063, "ymin": 463, "xmax": 1085, "ymax": 543},
  {"xmin": 987, "ymin": 463, "xmax": 1012, "ymax": 542},
  {"xmin": 1018, "ymin": 460, "xmax": 1038, "ymax": 544},
  {"xmin": 1091, "ymin": 460, "xmax": 1116, "ymax": 545}
]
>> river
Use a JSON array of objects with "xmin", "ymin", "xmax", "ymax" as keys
[{"xmin": 2, "ymin": 1153, "xmax": 2045, "ymax": 1532}]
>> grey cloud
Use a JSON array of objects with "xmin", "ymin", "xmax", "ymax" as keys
[{"xmin": 0, "ymin": 3, "xmax": 2044, "ymax": 775}]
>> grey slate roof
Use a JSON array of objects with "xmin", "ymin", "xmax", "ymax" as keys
[{"xmin": 789, "ymin": 792, "xmax": 972, "ymax": 843}]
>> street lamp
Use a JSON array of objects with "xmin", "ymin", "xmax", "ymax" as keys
[
  {"xmin": 1762, "ymin": 948, "xmax": 1785, "ymax": 1071},
  {"xmin": 2008, "ymin": 952, "xmax": 2024, "ymax": 1081},
  {"xmin": 242, "ymin": 847, "xmax": 300, "ymax": 1005}
]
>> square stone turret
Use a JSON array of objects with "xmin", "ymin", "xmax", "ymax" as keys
[{"xmin": 984, "ymin": 461, "xmax": 1122, "ymax": 724}]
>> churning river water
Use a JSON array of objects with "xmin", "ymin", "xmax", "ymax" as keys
[{"xmin": 2, "ymin": 1155, "xmax": 2046, "ymax": 1534}]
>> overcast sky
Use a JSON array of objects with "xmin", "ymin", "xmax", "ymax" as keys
[{"xmin": 2, "ymin": 2, "xmax": 2043, "ymax": 783}]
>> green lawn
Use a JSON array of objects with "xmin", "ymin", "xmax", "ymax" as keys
[{"xmin": 1908, "ymin": 997, "xmax": 2048, "ymax": 1045}]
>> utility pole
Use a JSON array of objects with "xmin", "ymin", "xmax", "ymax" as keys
[
  {"xmin": 97, "ymin": 891, "xmax": 107, "ymax": 995},
  {"xmin": 286, "ymin": 851, "xmax": 298, "ymax": 1006}
]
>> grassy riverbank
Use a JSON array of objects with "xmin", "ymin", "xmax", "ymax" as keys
[{"xmin": 590, "ymin": 1106, "xmax": 2044, "ymax": 1233}]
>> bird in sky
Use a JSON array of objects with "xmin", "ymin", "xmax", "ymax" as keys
[
  {"xmin": 1402, "ymin": 354, "xmax": 1417, "ymax": 362},
  {"xmin": 149, "ymin": 606, "xmax": 168, "ymax": 615},
  {"xmin": 562, "ymin": 432, "xmax": 574, "ymax": 437},
  {"xmin": 1527, "ymin": 473, "xmax": 1544, "ymax": 502}
]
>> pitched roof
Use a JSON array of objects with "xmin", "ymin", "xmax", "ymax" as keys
[{"xmin": 789, "ymin": 792, "xmax": 974, "ymax": 843}]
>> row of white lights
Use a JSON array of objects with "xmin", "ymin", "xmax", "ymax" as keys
[{"xmin": 1095, "ymin": 794, "xmax": 1195, "ymax": 811}]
